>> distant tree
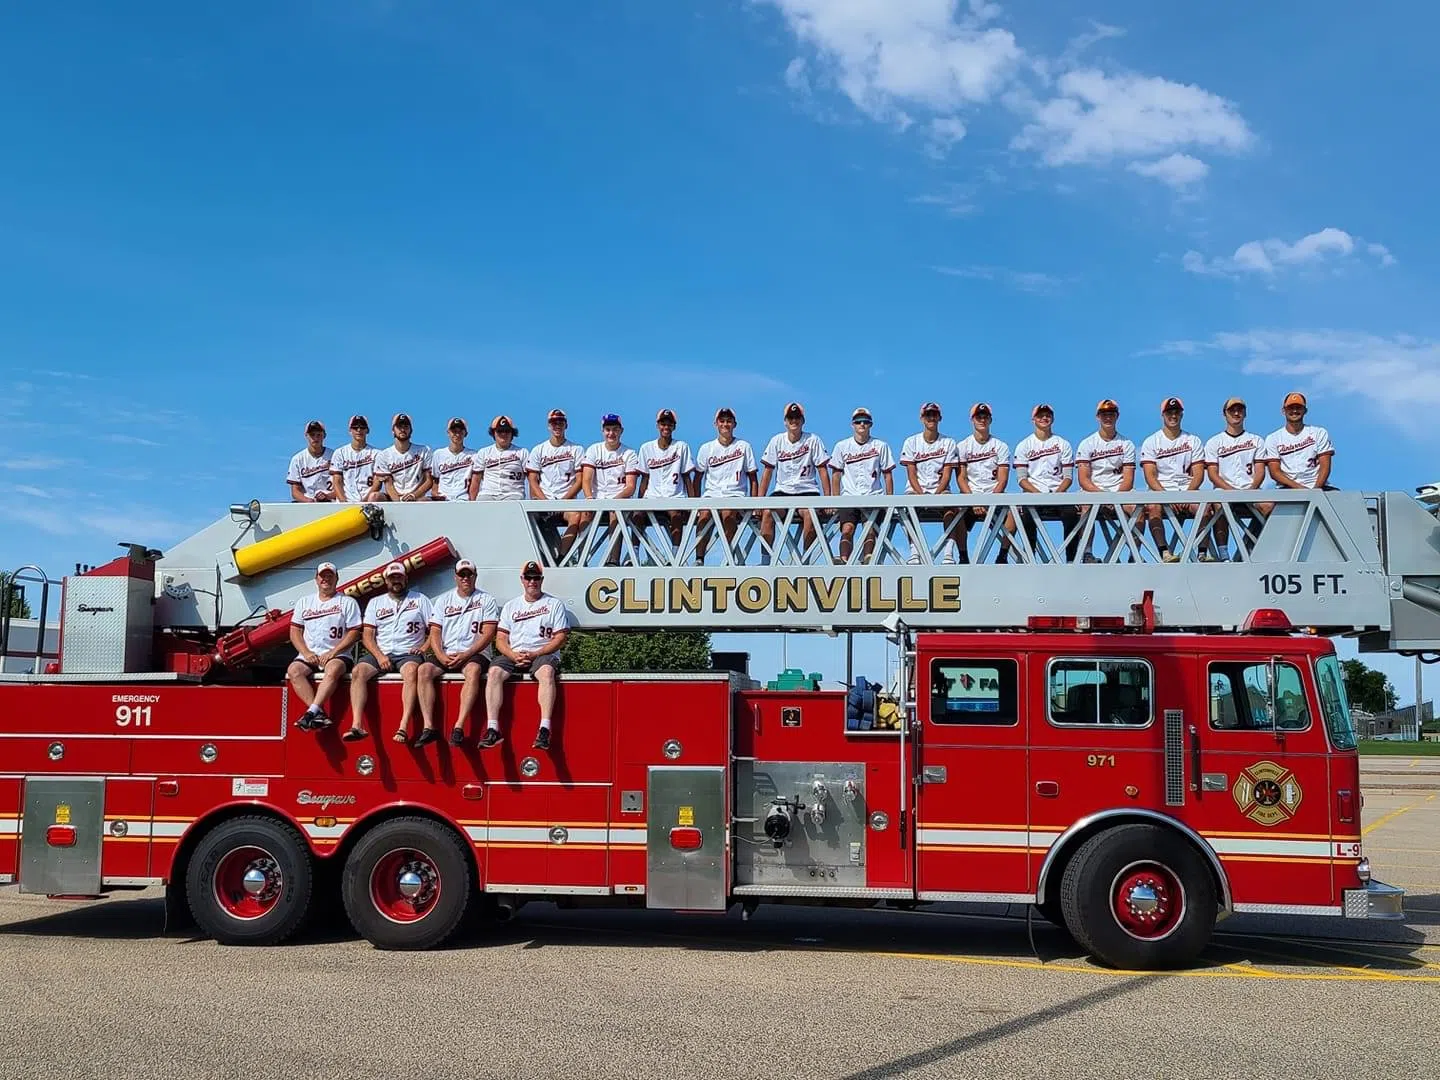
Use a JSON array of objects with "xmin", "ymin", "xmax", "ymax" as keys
[
  {"xmin": 563, "ymin": 630, "xmax": 712, "ymax": 673},
  {"xmin": 1, "ymin": 574, "xmax": 31, "ymax": 619},
  {"xmin": 1341, "ymin": 659, "xmax": 1397, "ymax": 714}
]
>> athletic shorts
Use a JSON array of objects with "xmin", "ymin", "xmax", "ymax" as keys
[
  {"xmin": 492, "ymin": 652, "xmax": 562, "ymax": 676},
  {"xmin": 834, "ymin": 508, "xmax": 871, "ymax": 526},
  {"xmin": 298, "ymin": 654, "xmax": 354, "ymax": 674},
  {"xmin": 425, "ymin": 654, "xmax": 490, "ymax": 675},
  {"xmin": 356, "ymin": 650, "xmax": 425, "ymax": 671}
]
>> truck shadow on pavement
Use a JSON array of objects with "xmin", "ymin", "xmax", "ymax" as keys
[{"xmin": 5, "ymin": 892, "xmax": 1435, "ymax": 977}]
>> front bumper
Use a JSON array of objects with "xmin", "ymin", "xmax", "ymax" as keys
[{"xmin": 1343, "ymin": 879, "xmax": 1406, "ymax": 920}]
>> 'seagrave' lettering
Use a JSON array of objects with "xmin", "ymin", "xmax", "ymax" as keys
[{"xmin": 585, "ymin": 576, "xmax": 961, "ymax": 615}]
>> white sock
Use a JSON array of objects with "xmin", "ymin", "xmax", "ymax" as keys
[
  {"xmin": 540, "ymin": 717, "xmax": 552, "ymax": 730},
  {"xmin": 486, "ymin": 720, "xmax": 499, "ymax": 731}
]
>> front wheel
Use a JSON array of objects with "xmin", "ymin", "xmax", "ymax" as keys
[
  {"xmin": 1059, "ymin": 823, "xmax": 1217, "ymax": 970},
  {"xmin": 187, "ymin": 816, "xmax": 314, "ymax": 945},
  {"xmin": 342, "ymin": 816, "xmax": 473, "ymax": 950}
]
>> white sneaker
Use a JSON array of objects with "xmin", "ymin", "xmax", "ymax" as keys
[
  {"xmin": 941, "ymin": 546, "xmax": 958, "ymax": 564},
  {"xmin": 906, "ymin": 552, "xmax": 922, "ymax": 564}
]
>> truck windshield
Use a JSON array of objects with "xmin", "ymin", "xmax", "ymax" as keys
[{"xmin": 1314, "ymin": 654, "xmax": 1357, "ymax": 751}]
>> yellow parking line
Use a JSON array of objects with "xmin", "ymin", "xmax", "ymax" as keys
[
  {"xmin": 1363, "ymin": 802, "xmax": 1421, "ymax": 836},
  {"xmin": 881, "ymin": 949, "xmax": 1440, "ymax": 983}
]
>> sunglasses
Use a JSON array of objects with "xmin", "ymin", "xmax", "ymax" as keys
[
  {"xmin": 456, "ymin": 569, "xmax": 476, "ymax": 578},
  {"xmin": 853, "ymin": 419, "xmax": 872, "ymax": 425}
]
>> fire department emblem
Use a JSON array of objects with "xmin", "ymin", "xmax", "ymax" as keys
[{"xmin": 1232, "ymin": 761, "xmax": 1303, "ymax": 827}]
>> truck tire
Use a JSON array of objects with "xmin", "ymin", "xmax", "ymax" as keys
[
  {"xmin": 342, "ymin": 817, "xmax": 473, "ymax": 950},
  {"xmin": 1059, "ymin": 823, "xmax": 1216, "ymax": 970},
  {"xmin": 186, "ymin": 816, "xmax": 314, "ymax": 946}
]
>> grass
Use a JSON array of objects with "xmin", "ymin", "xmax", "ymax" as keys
[{"xmin": 1357, "ymin": 739, "xmax": 1440, "ymax": 756}]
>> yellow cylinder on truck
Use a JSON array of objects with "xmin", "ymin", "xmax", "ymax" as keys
[{"xmin": 234, "ymin": 505, "xmax": 376, "ymax": 577}]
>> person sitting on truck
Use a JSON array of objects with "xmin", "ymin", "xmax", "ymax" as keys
[
  {"xmin": 581, "ymin": 414, "xmax": 641, "ymax": 565},
  {"xmin": 419, "ymin": 559, "xmax": 500, "ymax": 748},
  {"xmin": 1075, "ymin": 399, "xmax": 1137, "ymax": 562},
  {"xmin": 343, "ymin": 562, "xmax": 433, "ymax": 744},
  {"xmin": 693, "ymin": 407, "xmax": 758, "ymax": 563},
  {"xmin": 899, "ymin": 402, "xmax": 959, "ymax": 564},
  {"xmin": 758, "ymin": 402, "xmax": 830, "ymax": 563},
  {"xmin": 469, "ymin": 415, "xmax": 530, "ymax": 501},
  {"xmin": 428, "ymin": 417, "xmax": 476, "ymax": 501},
  {"xmin": 528, "ymin": 409, "xmax": 587, "ymax": 561},
  {"xmin": 828, "ymin": 406, "xmax": 894, "ymax": 563},
  {"xmin": 1140, "ymin": 397, "xmax": 1207, "ymax": 563},
  {"xmin": 1261, "ymin": 391, "xmax": 1336, "ymax": 491},
  {"xmin": 952, "ymin": 402, "xmax": 1012, "ymax": 564},
  {"xmin": 1204, "ymin": 397, "xmax": 1271, "ymax": 560},
  {"xmin": 478, "ymin": 561, "xmax": 571, "ymax": 752},
  {"xmin": 1013, "ymin": 403, "xmax": 1081, "ymax": 562},
  {"xmin": 287, "ymin": 420, "xmax": 335, "ymax": 503},
  {"xmin": 329, "ymin": 415, "xmax": 376, "ymax": 502},
  {"xmin": 636, "ymin": 408, "xmax": 697, "ymax": 553},
  {"xmin": 368, "ymin": 413, "xmax": 432, "ymax": 502},
  {"xmin": 287, "ymin": 561, "xmax": 361, "ymax": 730}
]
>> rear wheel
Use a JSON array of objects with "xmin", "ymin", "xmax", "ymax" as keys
[
  {"xmin": 187, "ymin": 816, "xmax": 314, "ymax": 945},
  {"xmin": 342, "ymin": 816, "xmax": 473, "ymax": 950},
  {"xmin": 1059, "ymin": 824, "xmax": 1216, "ymax": 970}
]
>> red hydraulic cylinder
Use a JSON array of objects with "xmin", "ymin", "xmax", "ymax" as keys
[{"xmin": 211, "ymin": 536, "xmax": 458, "ymax": 668}]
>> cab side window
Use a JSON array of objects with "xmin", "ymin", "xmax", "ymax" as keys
[
  {"xmin": 1047, "ymin": 659, "xmax": 1152, "ymax": 727},
  {"xmin": 1209, "ymin": 661, "xmax": 1309, "ymax": 731},
  {"xmin": 929, "ymin": 659, "xmax": 1018, "ymax": 726}
]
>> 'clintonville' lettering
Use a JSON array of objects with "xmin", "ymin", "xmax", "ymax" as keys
[{"xmin": 585, "ymin": 576, "xmax": 961, "ymax": 615}]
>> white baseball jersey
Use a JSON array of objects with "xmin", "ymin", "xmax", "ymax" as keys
[
  {"xmin": 362, "ymin": 590, "xmax": 433, "ymax": 656},
  {"xmin": 695, "ymin": 438, "xmax": 757, "ymax": 498},
  {"xmin": 952, "ymin": 435, "xmax": 1011, "ymax": 494},
  {"xmin": 429, "ymin": 445, "xmax": 476, "ymax": 500},
  {"xmin": 373, "ymin": 443, "xmax": 432, "ymax": 496},
  {"xmin": 1140, "ymin": 430, "xmax": 1205, "ymax": 491},
  {"xmin": 762, "ymin": 432, "xmax": 828, "ymax": 494},
  {"xmin": 899, "ymin": 433, "xmax": 958, "ymax": 494},
  {"xmin": 527, "ymin": 440, "xmax": 585, "ymax": 499},
  {"xmin": 828, "ymin": 437, "xmax": 895, "ymax": 496},
  {"xmin": 1204, "ymin": 431, "xmax": 1266, "ymax": 489},
  {"xmin": 1261, "ymin": 425, "xmax": 1334, "ymax": 488},
  {"xmin": 1013, "ymin": 434, "xmax": 1075, "ymax": 493},
  {"xmin": 471, "ymin": 444, "xmax": 530, "ymax": 500},
  {"xmin": 638, "ymin": 439, "xmax": 695, "ymax": 499},
  {"xmin": 427, "ymin": 587, "xmax": 500, "ymax": 655},
  {"xmin": 328, "ymin": 444, "xmax": 376, "ymax": 501},
  {"xmin": 499, "ymin": 592, "xmax": 571, "ymax": 653},
  {"xmin": 286, "ymin": 448, "xmax": 333, "ymax": 499},
  {"xmin": 583, "ymin": 442, "xmax": 640, "ymax": 499},
  {"xmin": 291, "ymin": 592, "xmax": 361, "ymax": 656},
  {"xmin": 1075, "ymin": 433, "xmax": 1137, "ymax": 492}
]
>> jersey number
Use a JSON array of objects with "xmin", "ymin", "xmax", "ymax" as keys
[
  {"xmin": 328, "ymin": 626, "xmax": 343, "ymax": 640},
  {"xmin": 404, "ymin": 620, "xmax": 421, "ymax": 634}
]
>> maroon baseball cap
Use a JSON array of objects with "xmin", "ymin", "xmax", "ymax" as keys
[
  {"xmin": 656, "ymin": 408, "xmax": 678, "ymax": 425},
  {"xmin": 521, "ymin": 561, "xmax": 544, "ymax": 580}
]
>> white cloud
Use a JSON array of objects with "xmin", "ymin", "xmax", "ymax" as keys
[
  {"xmin": 908, "ymin": 189, "xmax": 977, "ymax": 216},
  {"xmin": 931, "ymin": 263, "xmax": 1063, "ymax": 293},
  {"xmin": 762, "ymin": 2, "xmax": 1254, "ymax": 184},
  {"xmin": 1152, "ymin": 329, "xmax": 1440, "ymax": 434},
  {"xmin": 1126, "ymin": 152, "xmax": 1209, "ymax": 189},
  {"xmin": 1012, "ymin": 69, "xmax": 1252, "ymax": 167},
  {"xmin": 1182, "ymin": 228, "xmax": 1393, "ymax": 278},
  {"xmin": 0, "ymin": 456, "xmax": 72, "ymax": 471}
]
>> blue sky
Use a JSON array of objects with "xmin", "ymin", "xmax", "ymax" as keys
[{"xmin": 3, "ymin": 1, "xmax": 1437, "ymax": 697}]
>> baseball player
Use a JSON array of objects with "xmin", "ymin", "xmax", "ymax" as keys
[
  {"xmin": 343, "ymin": 561, "xmax": 433, "ymax": 744},
  {"xmin": 828, "ymin": 407, "xmax": 894, "ymax": 563},
  {"xmin": 528, "ymin": 409, "xmax": 587, "ymax": 561},
  {"xmin": 428, "ymin": 417, "xmax": 476, "ymax": 501},
  {"xmin": 1262, "ymin": 392, "xmax": 1335, "ymax": 490},
  {"xmin": 952, "ymin": 402, "xmax": 1012, "ymax": 564},
  {"xmin": 693, "ymin": 407, "xmax": 758, "ymax": 563},
  {"xmin": 1075, "ymin": 399, "xmax": 1137, "ymax": 562},
  {"xmin": 479, "ymin": 562, "xmax": 571, "ymax": 752},
  {"xmin": 582, "ymin": 413, "xmax": 641, "ymax": 565},
  {"xmin": 419, "ymin": 559, "xmax": 500, "ymax": 747},
  {"xmin": 1140, "ymin": 397, "xmax": 1206, "ymax": 563},
  {"xmin": 759, "ymin": 402, "xmax": 830, "ymax": 563},
  {"xmin": 637, "ymin": 408, "xmax": 696, "ymax": 551},
  {"xmin": 1204, "ymin": 396, "xmax": 1270, "ymax": 560},
  {"xmin": 287, "ymin": 420, "xmax": 334, "ymax": 503},
  {"xmin": 1013, "ymin": 403, "xmax": 1080, "ymax": 562},
  {"xmin": 468, "ymin": 415, "xmax": 530, "ymax": 501},
  {"xmin": 899, "ymin": 402, "xmax": 959, "ymax": 563},
  {"xmin": 329, "ymin": 415, "xmax": 376, "ymax": 502},
  {"xmin": 369, "ymin": 413, "xmax": 433, "ymax": 502},
  {"xmin": 286, "ymin": 561, "xmax": 361, "ymax": 731}
]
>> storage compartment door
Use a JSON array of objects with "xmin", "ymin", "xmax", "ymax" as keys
[
  {"xmin": 647, "ymin": 766, "xmax": 726, "ymax": 910},
  {"xmin": 19, "ymin": 777, "xmax": 105, "ymax": 895}
]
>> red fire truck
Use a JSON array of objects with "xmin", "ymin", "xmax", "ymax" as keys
[{"xmin": 2, "ymin": 488, "xmax": 1429, "ymax": 969}]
